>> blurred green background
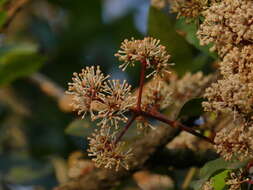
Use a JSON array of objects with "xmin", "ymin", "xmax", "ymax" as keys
[{"xmin": 0, "ymin": 0, "xmax": 215, "ymax": 189}]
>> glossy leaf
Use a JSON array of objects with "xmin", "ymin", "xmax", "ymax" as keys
[
  {"xmin": 175, "ymin": 18, "xmax": 217, "ymax": 59},
  {"xmin": 211, "ymin": 170, "xmax": 230, "ymax": 190},
  {"xmin": 148, "ymin": 6, "xmax": 195, "ymax": 76},
  {"xmin": 177, "ymin": 98, "xmax": 205, "ymax": 119},
  {"xmin": 0, "ymin": 44, "xmax": 45, "ymax": 86},
  {"xmin": 65, "ymin": 119, "xmax": 96, "ymax": 137},
  {"xmin": 191, "ymin": 158, "xmax": 248, "ymax": 190}
]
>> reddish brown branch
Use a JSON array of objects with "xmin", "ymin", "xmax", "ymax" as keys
[
  {"xmin": 115, "ymin": 61, "xmax": 147, "ymax": 143},
  {"xmin": 131, "ymin": 108, "xmax": 214, "ymax": 144},
  {"xmin": 116, "ymin": 59, "xmax": 214, "ymax": 145},
  {"xmin": 0, "ymin": 0, "xmax": 30, "ymax": 32},
  {"xmin": 115, "ymin": 114, "xmax": 137, "ymax": 144},
  {"xmin": 136, "ymin": 61, "xmax": 146, "ymax": 111}
]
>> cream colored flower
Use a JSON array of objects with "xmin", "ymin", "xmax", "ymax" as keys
[
  {"xmin": 169, "ymin": 0, "xmax": 208, "ymax": 19},
  {"xmin": 93, "ymin": 80, "xmax": 136, "ymax": 128},
  {"xmin": 214, "ymin": 124, "xmax": 253, "ymax": 161},
  {"xmin": 67, "ymin": 66, "xmax": 109, "ymax": 118},
  {"xmin": 87, "ymin": 128, "xmax": 132, "ymax": 171},
  {"xmin": 197, "ymin": 0, "xmax": 253, "ymax": 56},
  {"xmin": 115, "ymin": 37, "xmax": 171, "ymax": 78}
]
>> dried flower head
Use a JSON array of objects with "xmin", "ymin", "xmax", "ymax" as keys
[
  {"xmin": 115, "ymin": 37, "xmax": 172, "ymax": 77},
  {"xmin": 87, "ymin": 128, "xmax": 132, "ymax": 171},
  {"xmin": 67, "ymin": 66, "xmax": 109, "ymax": 118},
  {"xmin": 214, "ymin": 124, "xmax": 253, "ymax": 161},
  {"xmin": 197, "ymin": 0, "xmax": 253, "ymax": 56},
  {"xmin": 169, "ymin": 0, "xmax": 208, "ymax": 19},
  {"xmin": 94, "ymin": 80, "xmax": 136, "ymax": 128}
]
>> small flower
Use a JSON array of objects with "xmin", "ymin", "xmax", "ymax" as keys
[
  {"xmin": 115, "ymin": 37, "xmax": 172, "ymax": 78},
  {"xmin": 67, "ymin": 66, "xmax": 109, "ymax": 118},
  {"xmin": 87, "ymin": 128, "xmax": 132, "ymax": 171},
  {"xmin": 93, "ymin": 80, "xmax": 136, "ymax": 128},
  {"xmin": 197, "ymin": 0, "xmax": 253, "ymax": 56},
  {"xmin": 226, "ymin": 169, "xmax": 247, "ymax": 190},
  {"xmin": 169, "ymin": 0, "xmax": 208, "ymax": 20},
  {"xmin": 219, "ymin": 45, "xmax": 253, "ymax": 80},
  {"xmin": 203, "ymin": 74, "xmax": 253, "ymax": 117},
  {"xmin": 141, "ymin": 78, "xmax": 171, "ymax": 111},
  {"xmin": 201, "ymin": 180, "xmax": 214, "ymax": 190},
  {"xmin": 214, "ymin": 124, "xmax": 253, "ymax": 161},
  {"xmin": 136, "ymin": 116, "xmax": 155, "ymax": 133}
]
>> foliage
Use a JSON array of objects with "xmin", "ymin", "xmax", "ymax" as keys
[{"xmin": 0, "ymin": 0, "xmax": 251, "ymax": 190}]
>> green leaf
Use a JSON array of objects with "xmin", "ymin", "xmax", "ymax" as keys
[
  {"xmin": 199, "ymin": 158, "xmax": 230, "ymax": 178},
  {"xmin": 148, "ymin": 6, "xmax": 195, "ymax": 76},
  {"xmin": 211, "ymin": 170, "xmax": 230, "ymax": 190},
  {"xmin": 191, "ymin": 158, "xmax": 229, "ymax": 190},
  {"xmin": 6, "ymin": 165, "xmax": 52, "ymax": 183},
  {"xmin": 0, "ymin": 0, "xmax": 7, "ymax": 7},
  {"xmin": 65, "ymin": 119, "xmax": 96, "ymax": 137},
  {"xmin": 0, "ymin": 11, "xmax": 7, "ymax": 28},
  {"xmin": 0, "ymin": 43, "xmax": 45, "ymax": 86},
  {"xmin": 191, "ymin": 158, "xmax": 248, "ymax": 190},
  {"xmin": 177, "ymin": 98, "xmax": 205, "ymax": 119},
  {"xmin": 175, "ymin": 18, "xmax": 217, "ymax": 59}
]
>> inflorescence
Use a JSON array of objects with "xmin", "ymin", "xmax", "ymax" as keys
[
  {"xmin": 67, "ymin": 37, "xmax": 176, "ymax": 171},
  {"xmin": 115, "ymin": 37, "xmax": 172, "ymax": 78},
  {"xmin": 196, "ymin": 0, "xmax": 253, "ymax": 163}
]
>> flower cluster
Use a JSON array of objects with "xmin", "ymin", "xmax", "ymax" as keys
[
  {"xmin": 115, "ymin": 37, "xmax": 172, "ymax": 78},
  {"xmin": 93, "ymin": 80, "xmax": 136, "ymax": 129},
  {"xmin": 226, "ymin": 169, "xmax": 247, "ymax": 190},
  {"xmin": 214, "ymin": 124, "xmax": 253, "ymax": 161},
  {"xmin": 199, "ymin": 0, "xmax": 253, "ymax": 161},
  {"xmin": 135, "ymin": 78, "xmax": 172, "ymax": 131},
  {"xmin": 67, "ymin": 66, "xmax": 135, "ymax": 128},
  {"xmin": 197, "ymin": 0, "xmax": 253, "ymax": 56},
  {"xmin": 202, "ymin": 168, "xmax": 250, "ymax": 190},
  {"xmin": 141, "ymin": 78, "xmax": 171, "ymax": 111},
  {"xmin": 67, "ymin": 66, "xmax": 109, "ymax": 118},
  {"xmin": 87, "ymin": 129, "xmax": 132, "ymax": 171},
  {"xmin": 67, "ymin": 66, "xmax": 135, "ymax": 170},
  {"xmin": 169, "ymin": 0, "xmax": 208, "ymax": 19},
  {"xmin": 67, "ymin": 37, "xmax": 174, "ymax": 171},
  {"xmin": 202, "ymin": 180, "xmax": 214, "ymax": 190},
  {"xmin": 203, "ymin": 74, "xmax": 253, "ymax": 117},
  {"xmin": 172, "ymin": 72, "xmax": 211, "ymax": 100}
]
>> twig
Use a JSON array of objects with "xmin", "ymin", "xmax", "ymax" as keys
[
  {"xmin": 182, "ymin": 167, "xmax": 197, "ymax": 189},
  {"xmin": 136, "ymin": 61, "xmax": 146, "ymax": 111},
  {"xmin": 115, "ymin": 114, "xmax": 137, "ymax": 144},
  {"xmin": 29, "ymin": 73, "xmax": 64, "ymax": 99},
  {"xmin": 0, "ymin": 0, "xmax": 30, "ymax": 32},
  {"xmin": 138, "ymin": 109, "xmax": 214, "ymax": 144}
]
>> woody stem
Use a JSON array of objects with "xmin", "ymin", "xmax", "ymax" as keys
[
  {"xmin": 115, "ymin": 114, "xmax": 137, "ymax": 144},
  {"xmin": 137, "ymin": 61, "xmax": 146, "ymax": 111},
  {"xmin": 115, "ymin": 61, "xmax": 147, "ymax": 144},
  {"xmin": 131, "ymin": 109, "xmax": 214, "ymax": 144}
]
